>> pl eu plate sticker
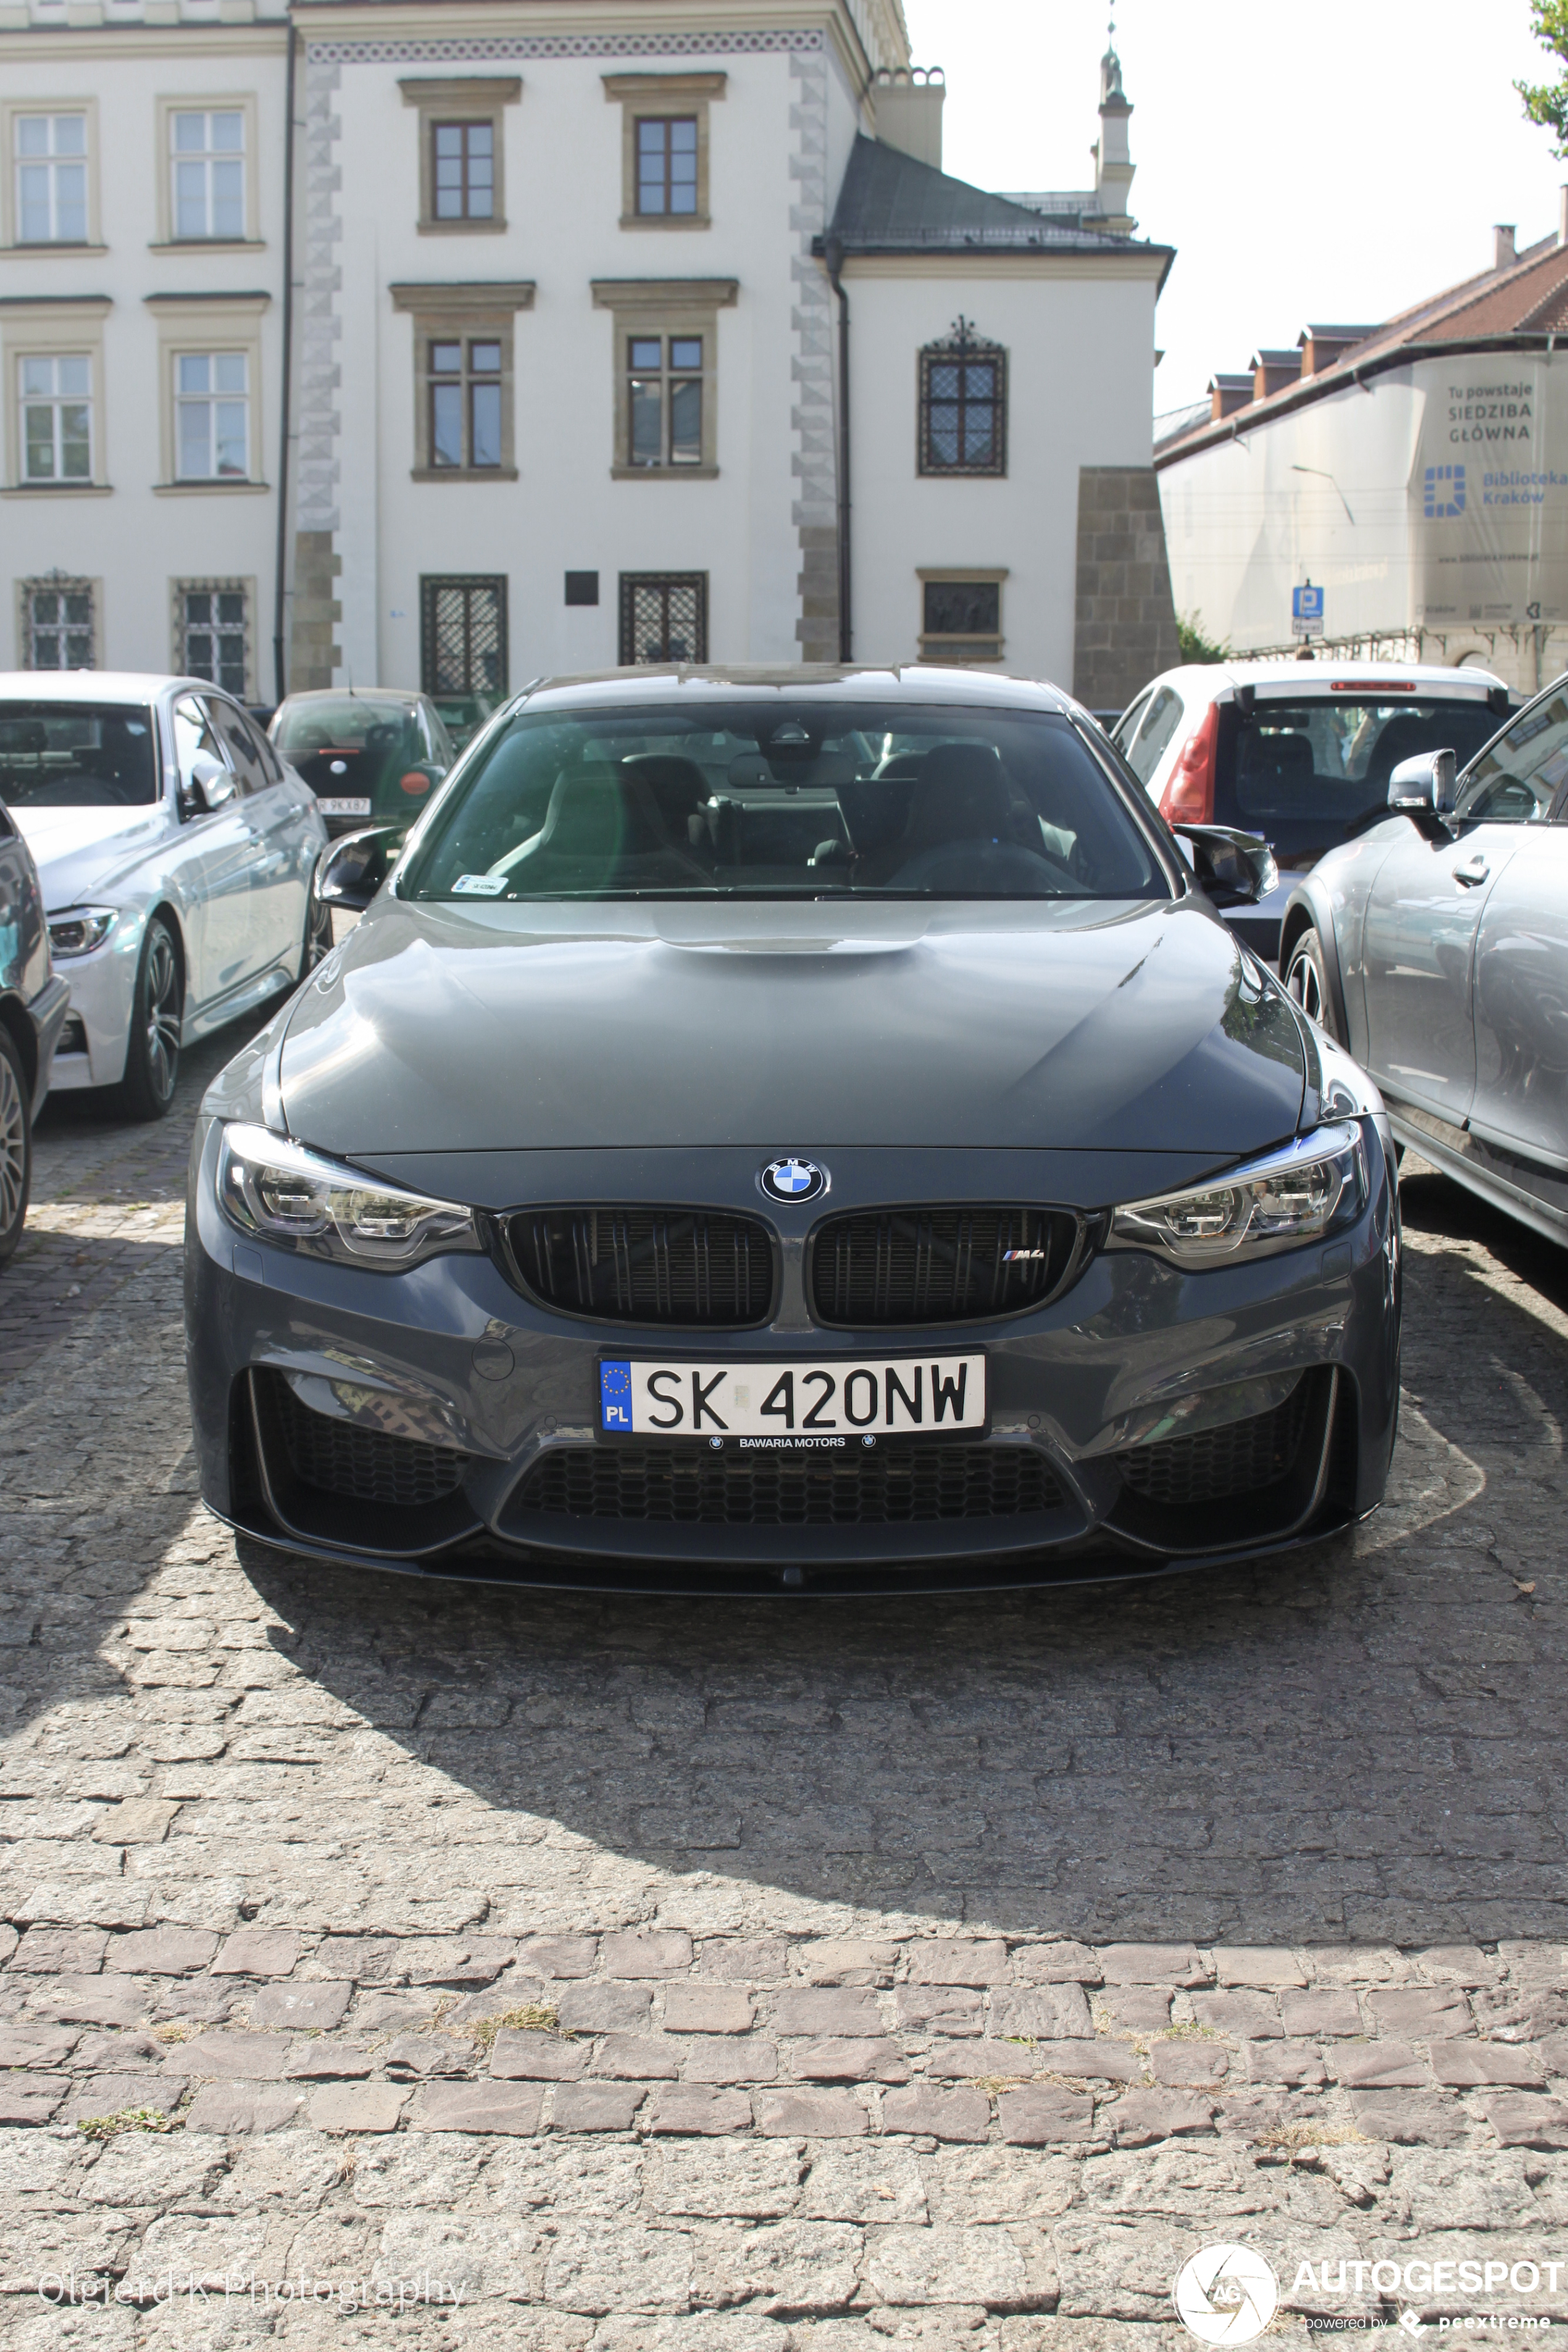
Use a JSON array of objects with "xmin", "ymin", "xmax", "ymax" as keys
[
  {"xmin": 452, "ymin": 874, "xmax": 508, "ymax": 896},
  {"xmin": 600, "ymin": 1361, "xmax": 633, "ymax": 1432}
]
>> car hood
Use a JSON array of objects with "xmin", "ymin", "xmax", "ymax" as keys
[
  {"xmin": 13, "ymin": 803, "xmax": 168, "ymax": 907},
  {"xmin": 278, "ymin": 894, "xmax": 1307, "ymax": 1162}
]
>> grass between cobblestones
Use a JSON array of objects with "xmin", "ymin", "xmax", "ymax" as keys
[{"xmin": 0, "ymin": 1022, "xmax": 1566, "ymax": 2343}]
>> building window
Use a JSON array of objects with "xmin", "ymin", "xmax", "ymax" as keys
[
  {"xmin": 619, "ymin": 573, "xmax": 707, "ymax": 664},
  {"xmin": 919, "ymin": 319, "xmax": 1007, "ymax": 477},
  {"xmin": 918, "ymin": 570, "xmax": 1006, "ymax": 663},
  {"xmin": 627, "ymin": 335, "xmax": 703, "ymax": 469},
  {"xmin": 433, "ymin": 122, "xmax": 493, "ymax": 222},
  {"xmin": 15, "ymin": 114, "xmax": 86, "ymax": 244},
  {"xmin": 591, "ymin": 280, "xmax": 733, "ymax": 478},
  {"xmin": 604, "ymin": 73, "xmax": 724, "ymax": 231},
  {"xmin": 401, "ymin": 78, "xmax": 519, "ymax": 235},
  {"xmin": 20, "ymin": 354, "xmax": 91, "ymax": 482},
  {"xmin": 176, "ymin": 580, "xmax": 248, "ymax": 696},
  {"xmin": 422, "ymin": 575, "xmax": 507, "ymax": 696},
  {"xmin": 636, "ymin": 117, "xmax": 698, "ymax": 217},
  {"xmin": 171, "ymin": 109, "xmax": 245, "ymax": 240},
  {"xmin": 175, "ymin": 352, "xmax": 249, "ymax": 480},
  {"xmin": 428, "ymin": 337, "xmax": 503, "ymax": 469},
  {"xmin": 21, "ymin": 576, "xmax": 94, "ymax": 669}
]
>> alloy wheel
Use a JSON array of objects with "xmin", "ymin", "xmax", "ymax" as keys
[
  {"xmin": 144, "ymin": 927, "xmax": 181, "ymax": 1104},
  {"xmin": 0, "ymin": 1051, "xmax": 25, "ymax": 1234},
  {"xmin": 1287, "ymin": 949, "xmax": 1323, "ymax": 1025}
]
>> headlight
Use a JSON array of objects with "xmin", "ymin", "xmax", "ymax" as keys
[
  {"xmin": 48, "ymin": 908, "xmax": 117, "ymax": 958},
  {"xmin": 217, "ymin": 1122, "xmax": 482, "ymax": 1269},
  {"xmin": 1109, "ymin": 1122, "xmax": 1367, "ymax": 1265}
]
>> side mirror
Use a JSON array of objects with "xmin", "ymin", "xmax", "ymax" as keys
[
  {"xmin": 1171, "ymin": 822, "xmax": 1279, "ymax": 907},
  {"xmin": 182, "ymin": 753, "xmax": 235, "ymax": 815},
  {"xmin": 315, "ymin": 824, "xmax": 404, "ymax": 915},
  {"xmin": 1388, "ymin": 748, "xmax": 1457, "ymax": 815}
]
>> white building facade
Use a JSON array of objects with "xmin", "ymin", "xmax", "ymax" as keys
[{"xmin": 1, "ymin": 0, "xmax": 1178, "ymax": 708}]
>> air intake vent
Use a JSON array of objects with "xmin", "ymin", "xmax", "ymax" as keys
[
  {"xmin": 807, "ymin": 1206, "xmax": 1082, "ymax": 1327},
  {"xmin": 257, "ymin": 1370, "xmax": 469, "ymax": 1509},
  {"xmin": 509, "ymin": 1207, "xmax": 774, "ymax": 1327},
  {"xmin": 1116, "ymin": 1376, "xmax": 1312, "ymax": 1508},
  {"xmin": 515, "ymin": 1442, "xmax": 1063, "ymax": 1528}
]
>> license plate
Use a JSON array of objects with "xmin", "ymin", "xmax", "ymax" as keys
[
  {"xmin": 598, "ymin": 1354, "xmax": 986, "ymax": 1446},
  {"xmin": 317, "ymin": 796, "xmax": 370, "ymax": 816}
]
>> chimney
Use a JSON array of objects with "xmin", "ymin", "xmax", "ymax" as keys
[
  {"xmin": 872, "ymin": 67, "xmax": 945, "ymax": 171},
  {"xmin": 1560, "ymin": 188, "xmax": 1567, "ymax": 248},
  {"xmin": 1495, "ymin": 223, "xmax": 1517, "ymax": 271}
]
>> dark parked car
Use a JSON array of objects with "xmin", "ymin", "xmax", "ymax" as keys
[
  {"xmin": 0, "ymin": 798, "xmax": 70, "ymax": 1267},
  {"xmin": 1282, "ymin": 672, "xmax": 1568, "ymax": 1249},
  {"xmin": 269, "ymin": 690, "xmax": 456, "ymax": 837},
  {"xmin": 188, "ymin": 666, "xmax": 1401, "ymax": 1595}
]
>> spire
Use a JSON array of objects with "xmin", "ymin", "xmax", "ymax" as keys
[{"xmin": 1090, "ymin": 15, "xmax": 1136, "ymax": 236}]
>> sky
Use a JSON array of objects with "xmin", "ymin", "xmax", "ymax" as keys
[{"xmin": 901, "ymin": 0, "xmax": 1568, "ymax": 420}]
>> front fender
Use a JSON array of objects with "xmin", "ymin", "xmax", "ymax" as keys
[{"xmin": 1280, "ymin": 872, "xmax": 1354, "ymax": 1052}]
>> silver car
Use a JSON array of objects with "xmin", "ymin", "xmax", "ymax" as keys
[
  {"xmin": 1282, "ymin": 673, "xmax": 1568, "ymax": 1248},
  {"xmin": 0, "ymin": 673, "xmax": 330, "ymax": 1119}
]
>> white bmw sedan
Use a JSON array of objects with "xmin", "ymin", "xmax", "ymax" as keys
[{"xmin": 0, "ymin": 674, "xmax": 329, "ymax": 1119}]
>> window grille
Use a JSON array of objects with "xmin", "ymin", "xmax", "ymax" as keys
[
  {"xmin": 427, "ymin": 337, "xmax": 503, "ymax": 470},
  {"xmin": 432, "ymin": 120, "xmax": 494, "ymax": 220},
  {"xmin": 172, "ymin": 109, "xmax": 244, "ymax": 240},
  {"xmin": 635, "ymin": 116, "xmax": 698, "ymax": 215},
  {"xmin": 175, "ymin": 351, "xmax": 249, "ymax": 478},
  {"xmin": 22, "ymin": 576, "xmax": 93, "ymax": 669},
  {"xmin": 627, "ymin": 334, "xmax": 703, "ymax": 468},
  {"xmin": 619, "ymin": 573, "xmax": 707, "ymax": 665},
  {"xmin": 421, "ymin": 576, "xmax": 507, "ymax": 696},
  {"xmin": 20, "ymin": 354, "xmax": 91, "ymax": 482},
  {"xmin": 919, "ymin": 577, "xmax": 1003, "ymax": 663},
  {"xmin": 919, "ymin": 319, "xmax": 1007, "ymax": 477},
  {"xmin": 177, "ymin": 582, "xmax": 248, "ymax": 696},
  {"xmin": 15, "ymin": 114, "xmax": 86, "ymax": 243}
]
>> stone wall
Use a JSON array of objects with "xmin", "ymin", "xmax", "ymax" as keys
[
  {"xmin": 1072, "ymin": 465, "xmax": 1180, "ymax": 712},
  {"xmin": 288, "ymin": 529, "xmax": 341, "ymax": 691}
]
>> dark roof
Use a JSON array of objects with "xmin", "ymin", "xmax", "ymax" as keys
[
  {"xmin": 821, "ymin": 135, "xmax": 1173, "ymax": 281},
  {"xmin": 1159, "ymin": 230, "xmax": 1568, "ymax": 465}
]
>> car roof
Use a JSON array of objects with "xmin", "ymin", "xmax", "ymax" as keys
[
  {"xmin": 0, "ymin": 671, "xmax": 230, "ymax": 703},
  {"xmin": 515, "ymin": 664, "xmax": 1077, "ymax": 715},
  {"xmin": 276, "ymin": 688, "xmax": 423, "ymax": 707},
  {"xmin": 1135, "ymin": 658, "xmax": 1508, "ymax": 701}
]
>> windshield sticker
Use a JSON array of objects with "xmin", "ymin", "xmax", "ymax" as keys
[{"xmin": 452, "ymin": 874, "xmax": 508, "ymax": 896}]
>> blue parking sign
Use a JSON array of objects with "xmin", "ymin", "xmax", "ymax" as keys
[{"xmin": 1291, "ymin": 582, "xmax": 1324, "ymax": 638}]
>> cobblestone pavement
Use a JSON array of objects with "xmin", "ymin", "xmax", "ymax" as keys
[{"xmin": 1, "ymin": 1020, "xmax": 1567, "ymax": 2347}]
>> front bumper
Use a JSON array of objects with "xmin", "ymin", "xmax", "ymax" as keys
[
  {"xmin": 25, "ymin": 971, "xmax": 70, "ymax": 1110},
  {"xmin": 185, "ymin": 1129, "xmax": 1401, "ymax": 1595},
  {"xmin": 45, "ymin": 921, "xmax": 139, "ymax": 1091}
]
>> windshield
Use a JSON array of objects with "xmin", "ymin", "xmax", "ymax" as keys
[
  {"xmin": 1214, "ymin": 693, "xmax": 1503, "ymax": 865},
  {"xmin": 399, "ymin": 703, "xmax": 1169, "ymax": 903},
  {"xmin": 1454, "ymin": 686, "xmax": 1568, "ymax": 822},
  {"xmin": 273, "ymin": 699, "xmax": 421, "ymax": 757},
  {"xmin": 0, "ymin": 703, "xmax": 158, "ymax": 807}
]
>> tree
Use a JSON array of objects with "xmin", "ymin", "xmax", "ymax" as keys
[
  {"xmin": 1519, "ymin": 1, "xmax": 1568, "ymax": 154},
  {"xmin": 1176, "ymin": 612, "xmax": 1230, "ymax": 664}
]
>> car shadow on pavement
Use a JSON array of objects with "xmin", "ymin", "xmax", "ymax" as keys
[{"xmin": 220, "ymin": 1164, "xmax": 1568, "ymax": 1951}]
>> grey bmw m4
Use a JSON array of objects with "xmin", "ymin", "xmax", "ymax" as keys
[{"xmin": 185, "ymin": 667, "xmax": 1401, "ymax": 1596}]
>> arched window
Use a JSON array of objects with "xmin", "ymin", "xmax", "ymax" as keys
[{"xmin": 918, "ymin": 319, "xmax": 1007, "ymax": 477}]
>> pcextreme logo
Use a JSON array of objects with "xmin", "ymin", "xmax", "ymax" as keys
[{"xmin": 1174, "ymin": 2245, "xmax": 1280, "ymax": 2345}]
